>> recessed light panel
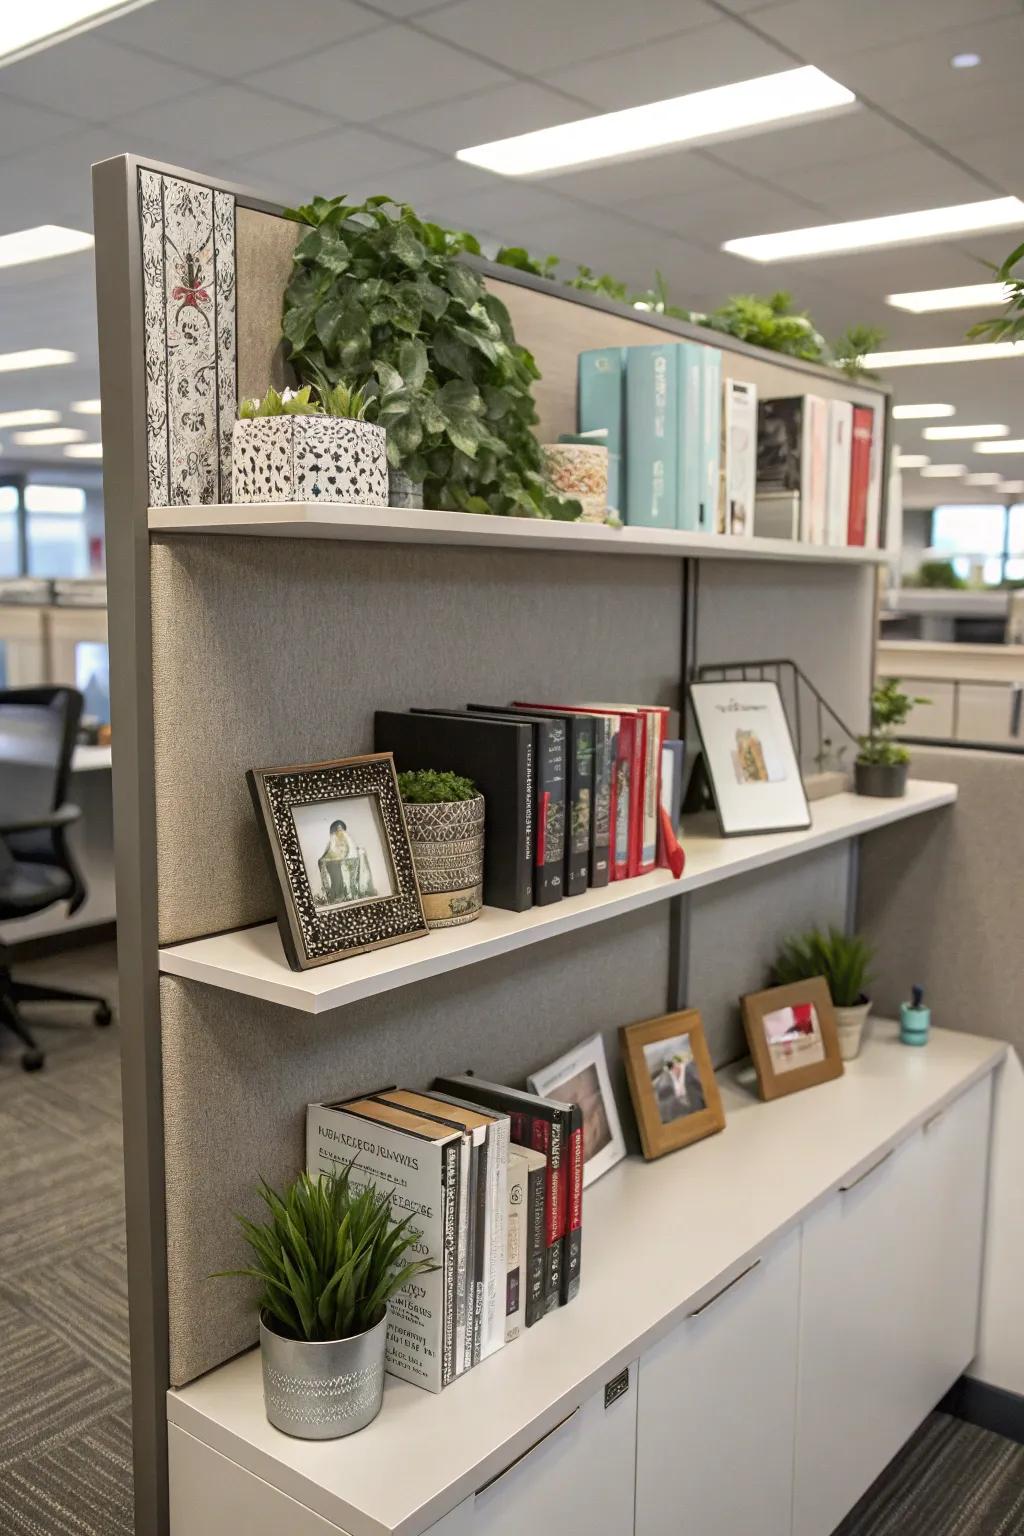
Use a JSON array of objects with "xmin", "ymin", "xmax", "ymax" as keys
[
  {"xmin": 0, "ymin": 408, "xmax": 59, "ymax": 427},
  {"xmin": 963, "ymin": 473, "xmax": 1003, "ymax": 485},
  {"xmin": 0, "ymin": 349, "xmax": 76, "ymax": 373},
  {"xmin": 0, "ymin": 2, "xmax": 155, "ymax": 68},
  {"xmin": 64, "ymin": 442, "xmax": 103, "ymax": 459},
  {"xmin": 457, "ymin": 67, "xmax": 855, "ymax": 177},
  {"xmin": 70, "ymin": 398, "xmax": 101, "ymax": 415},
  {"xmin": 919, "ymin": 464, "xmax": 967, "ymax": 477},
  {"xmin": 864, "ymin": 341, "xmax": 1024, "ymax": 367},
  {"xmin": 923, "ymin": 423, "xmax": 1008, "ymax": 440},
  {"xmin": 886, "ymin": 282, "xmax": 1009, "ymax": 313},
  {"xmin": 0, "ymin": 227, "xmax": 93, "ymax": 269},
  {"xmin": 724, "ymin": 197, "xmax": 1024, "ymax": 262},
  {"xmin": 12, "ymin": 427, "xmax": 85, "ymax": 445},
  {"xmin": 892, "ymin": 403, "xmax": 956, "ymax": 419},
  {"xmin": 999, "ymin": 479, "xmax": 1024, "ymax": 492},
  {"xmin": 895, "ymin": 454, "xmax": 930, "ymax": 469},
  {"xmin": 976, "ymin": 439, "xmax": 1024, "ymax": 453}
]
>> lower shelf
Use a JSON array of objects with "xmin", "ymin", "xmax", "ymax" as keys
[{"xmin": 158, "ymin": 781, "xmax": 956, "ymax": 1015}]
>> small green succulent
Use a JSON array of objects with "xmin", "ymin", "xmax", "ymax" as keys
[{"xmin": 239, "ymin": 384, "xmax": 320, "ymax": 419}]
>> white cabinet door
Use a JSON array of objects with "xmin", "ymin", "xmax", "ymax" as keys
[
  {"xmin": 436, "ymin": 1364, "xmax": 638, "ymax": 1536},
  {"xmin": 635, "ymin": 1228, "xmax": 801, "ymax": 1536},
  {"xmin": 794, "ymin": 1078, "xmax": 992, "ymax": 1536}
]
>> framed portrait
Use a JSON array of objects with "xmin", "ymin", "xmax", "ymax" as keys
[
  {"xmin": 528, "ymin": 1033, "xmax": 626, "ymax": 1187},
  {"xmin": 689, "ymin": 680, "xmax": 810, "ymax": 836},
  {"xmin": 741, "ymin": 977, "xmax": 844, "ymax": 1101},
  {"xmin": 247, "ymin": 752, "xmax": 428, "ymax": 971},
  {"xmin": 620, "ymin": 1009, "xmax": 725, "ymax": 1161}
]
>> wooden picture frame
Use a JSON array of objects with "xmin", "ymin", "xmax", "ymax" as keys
[
  {"xmin": 620, "ymin": 1009, "xmax": 725, "ymax": 1160},
  {"xmin": 247, "ymin": 751, "xmax": 428, "ymax": 971},
  {"xmin": 741, "ymin": 977, "xmax": 844, "ymax": 1101},
  {"xmin": 689, "ymin": 679, "xmax": 811, "ymax": 837}
]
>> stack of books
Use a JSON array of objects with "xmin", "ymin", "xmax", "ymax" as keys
[
  {"xmin": 754, "ymin": 395, "xmax": 882, "ymax": 549},
  {"xmin": 306, "ymin": 1075, "xmax": 584, "ymax": 1393},
  {"xmin": 375, "ymin": 704, "xmax": 684, "ymax": 913}
]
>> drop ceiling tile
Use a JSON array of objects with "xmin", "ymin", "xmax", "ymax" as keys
[
  {"xmin": 829, "ymin": 13, "xmax": 1024, "ymax": 109},
  {"xmin": 0, "ymin": 97, "xmax": 80, "ymax": 162},
  {"xmin": 708, "ymin": 106, "xmax": 909, "ymax": 179},
  {"xmin": 770, "ymin": 147, "xmax": 990, "ymax": 218},
  {"xmin": 750, "ymin": 0, "xmax": 1021, "ymax": 60},
  {"xmin": 636, "ymin": 180, "xmax": 826, "ymax": 246},
  {"xmin": 544, "ymin": 20, "xmax": 794, "ymax": 109},
  {"xmin": 105, "ymin": 0, "xmax": 381, "ymax": 77},
  {"xmin": 420, "ymin": 0, "xmax": 715, "ymax": 75},
  {"xmin": 361, "ymin": 0, "xmax": 469, "ymax": 13},
  {"xmin": 499, "ymin": 205, "xmax": 701, "ymax": 290},
  {"xmin": 229, "ymin": 127, "xmax": 437, "ymax": 206},
  {"xmin": 109, "ymin": 84, "xmax": 335, "ymax": 162},
  {"xmin": 955, "ymin": 133, "xmax": 1024, "ymax": 196},
  {"xmin": 0, "ymin": 37, "xmax": 208, "ymax": 122},
  {"xmin": 889, "ymin": 79, "xmax": 1024, "ymax": 148},
  {"xmin": 245, "ymin": 26, "xmax": 510, "ymax": 121},
  {"xmin": 550, "ymin": 145, "xmax": 728, "ymax": 208},
  {"xmin": 375, "ymin": 81, "xmax": 588, "ymax": 156},
  {"xmin": 431, "ymin": 179, "xmax": 581, "ymax": 235}
]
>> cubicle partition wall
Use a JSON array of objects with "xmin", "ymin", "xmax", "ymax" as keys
[{"xmin": 93, "ymin": 155, "xmax": 938, "ymax": 1536}]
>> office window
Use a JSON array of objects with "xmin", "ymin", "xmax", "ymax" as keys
[
  {"xmin": 76, "ymin": 640, "xmax": 111, "ymax": 726},
  {"xmin": 25, "ymin": 483, "xmax": 89, "ymax": 578},
  {"xmin": 931, "ymin": 505, "xmax": 1008, "ymax": 585},
  {"xmin": 0, "ymin": 485, "xmax": 19, "ymax": 578},
  {"xmin": 1007, "ymin": 505, "xmax": 1024, "ymax": 583}
]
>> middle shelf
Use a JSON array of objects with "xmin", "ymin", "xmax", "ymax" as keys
[{"xmin": 158, "ymin": 780, "xmax": 956, "ymax": 1016}]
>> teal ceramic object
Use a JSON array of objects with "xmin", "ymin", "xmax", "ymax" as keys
[{"xmin": 901, "ymin": 984, "xmax": 930, "ymax": 1046}]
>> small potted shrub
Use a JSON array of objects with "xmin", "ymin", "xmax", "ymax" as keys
[
  {"xmin": 774, "ymin": 926, "xmax": 874, "ymax": 1060},
  {"xmin": 231, "ymin": 382, "xmax": 388, "ymax": 506},
  {"xmin": 855, "ymin": 678, "xmax": 929, "ymax": 798},
  {"xmin": 217, "ymin": 1166, "xmax": 431, "ymax": 1439},
  {"xmin": 397, "ymin": 769, "xmax": 484, "ymax": 928}
]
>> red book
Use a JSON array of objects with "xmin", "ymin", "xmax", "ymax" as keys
[
  {"xmin": 847, "ymin": 406, "xmax": 873, "ymax": 547},
  {"xmin": 584, "ymin": 703, "xmax": 669, "ymax": 877}
]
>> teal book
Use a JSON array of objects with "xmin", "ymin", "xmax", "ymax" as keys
[
  {"xmin": 577, "ymin": 348, "xmax": 625, "ymax": 518},
  {"xmin": 625, "ymin": 344, "xmax": 677, "ymax": 528},
  {"xmin": 698, "ymin": 346, "xmax": 722, "ymax": 533},
  {"xmin": 676, "ymin": 341, "xmax": 703, "ymax": 531}
]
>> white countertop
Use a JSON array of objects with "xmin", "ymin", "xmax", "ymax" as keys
[{"xmin": 71, "ymin": 744, "xmax": 112, "ymax": 772}]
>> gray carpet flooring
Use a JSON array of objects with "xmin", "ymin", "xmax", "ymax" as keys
[{"xmin": 0, "ymin": 943, "xmax": 133, "ymax": 1536}]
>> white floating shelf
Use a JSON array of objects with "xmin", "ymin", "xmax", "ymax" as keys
[
  {"xmin": 159, "ymin": 782, "xmax": 956, "ymax": 1015},
  {"xmin": 149, "ymin": 501, "xmax": 891, "ymax": 564}
]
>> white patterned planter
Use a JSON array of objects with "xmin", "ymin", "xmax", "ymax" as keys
[
  {"xmin": 231, "ymin": 417, "xmax": 388, "ymax": 505},
  {"xmin": 402, "ymin": 795, "xmax": 485, "ymax": 929}
]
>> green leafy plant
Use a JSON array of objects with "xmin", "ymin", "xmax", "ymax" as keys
[
  {"xmin": 239, "ymin": 384, "xmax": 320, "ymax": 419},
  {"xmin": 397, "ymin": 768, "xmax": 478, "ymax": 803},
  {"xmin": 857, "ymin": 677, "xmax": 930, "ymax": 767},
  {"xmin": 831, "ymin": 323, "xmax": 886, "ymax": 380},
  {"xmin": 215, "ymin": 1166, "xmax": 433, "ymax": 1343},
  {"xmin": 281, "ymin": 195, "xmax": 579, "ymax": 520},
  {"xmin": 912, "ymin": 559, "xmax": 967, "ymax": 590},
  {"xmin": 311, "ymin": 371, "xmax": 372, "ymax": 420},
  {"xmin": 773, "ymin": 926, "xmax": 873, "ymax": 1006},
  {"xmin": 700, "ymin": 291, "xmax": 828, "ymax": 363},
  {"xmin": 967, "ymin": 240, "xmax": 1023, "ymax": 343}
]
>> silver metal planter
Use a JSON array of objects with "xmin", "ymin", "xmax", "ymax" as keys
[
  {"xmin": 259, "ymin": 1311, "xmax": 387, "ymax": 1439},
  {"xmin": 403, "ymin": 793, "xmax": 485, "ymax": 928}
]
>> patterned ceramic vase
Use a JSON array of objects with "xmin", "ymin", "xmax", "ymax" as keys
[
  {"xmin": 388, "ymin": 466, "xmax": 424, "ymax": 509},
  {"xmin": 231, "ymin": 417, "xmax": 388, "ymax": 505},
  {"xmin": 542, "ymin": 442, "xmax": 609, "ymax": 523},
  {"xmin": 402, "ymin": 794, "xmax": 485, "ymax": 928},
  {"xmin": 259, "ymin": 1311, "xmax": 387, "ymax": 1439}
]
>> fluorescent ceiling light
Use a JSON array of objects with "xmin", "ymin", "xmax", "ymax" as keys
[
  {"xmin": 895, "ymin": 454, "xmax": 930, "ymax": 469},
  {"xmin": 886, "ymin": 282, "xmax": 1010, "ymax": 313},
  {"xmin": 0, "ymin": 408, "xmax": 59, "ymax": 427},
  {"xmin": 12, "ymin": 426, "xmax": 85, "ymax": 445},
  {"xmin": 919, "ymin": 464, "xmax": 967, "ymax": 477},
  {"xmin": 923, "ymin": 423, "xmax": 1008, "ymax": 440},
  {"xmin": 999, "ymin": 479, "xmax": 1024, "ymax": 492},
  {"xmin": 70, "ymin": 398, "xmax": 101, "ymax": 415},
  {"xmin": 0, "ymin": 2, "xmax": 155, "ymax": 68},
  {"xmin": 0, "ymin": 226, "xmax": 93, "ymax": 269},
  {"xmin": 892, "ymin": 403, "xmax": 955, "ymax": 420},
  {"xmin": 976, "ymin": 439, "xmax": 1024, "ymax": 453},
  {"xmin": 723, "ymin": 196, "xmax": 1024, "ymax": 263},
  {"xmin": 457, "ymin": 66, "xmax": 855, "ymax": 177},
  {"xmin": 864, "ymin": 341, "xmax": 1024, "ymax": 367},
  {"xmin": 64, "ymin": 441, "xmax": 102, "ymax": 459},
  {"xmin": 963, "ymin": 473, "xmax": 1003, "ymax": 485},
  {"xmin": 0, "ymin": 349, "xmax": 76, "ymax": 373}
]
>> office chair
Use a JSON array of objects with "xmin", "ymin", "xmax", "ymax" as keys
[{"xmin": 0, "ymin": 686, "xmax": 112, "ymax": 1071}]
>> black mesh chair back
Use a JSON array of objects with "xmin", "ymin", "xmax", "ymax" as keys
[{"xmin": 0, "ymin": 687, "xmax": 81, "ymax": 826}]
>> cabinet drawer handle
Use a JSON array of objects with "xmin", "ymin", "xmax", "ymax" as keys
[
  {"xmin": 475, "ymin": 1407, "xmax": 580, "ymax": 1498},
  {"xmin": 688, "ymin": 1258, "xmax": 761, "ymax": 1318},
  {"xmin": 839, "ymin": 1147, "xmax": 893, "ymax": 1193}
]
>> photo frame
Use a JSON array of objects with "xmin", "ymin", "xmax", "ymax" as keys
[
  {"xmin": 248, "ymin": 752, "xmax": 428, "ymax": 971},
  {"xmin": 741, "ymin": 977, "xmax": 844, "ymax": 1101},
  {"xmin": 619, "ymin": 1009, "xmax": 725, "ymax": 1160},
  {"xmin": 688, "ymin": 680, "xmax": 810, "ymax": 836},
  {"xmin": 527, "ymin": 1033, "xmax": 626, "ymax": 1187}
]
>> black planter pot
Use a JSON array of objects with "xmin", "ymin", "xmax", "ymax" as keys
[{"xmin": 855, "ymin": 760, "xmax": 908, "ymax": 798}]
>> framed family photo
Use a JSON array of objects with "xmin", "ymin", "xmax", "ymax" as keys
[
  {"xmin": 528, "ymin": 1033, "xmax": 626, "ymax": 1187},
  {"xmin": 689, "ymin": 679, "xmax": 810, "ymax": 836},
  {"xmin": 620, "ymin": 1009, "xmax": 725, "ymax": 1160},
  {"xmin": 247, "ymin": 752, "xmax": 428, "ymax": 971},
  {"xmin": 741, "ymin": 977, "xmax": 844, "ymax": 1101}
]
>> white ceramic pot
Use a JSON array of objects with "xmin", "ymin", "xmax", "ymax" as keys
[
  {"xmin": 834, "ymin": 997, "xmax": 871, "ymax": 1061},
  {"xmin": 232, "ymin": 416, "xmax": 388, "ymax": 505}
]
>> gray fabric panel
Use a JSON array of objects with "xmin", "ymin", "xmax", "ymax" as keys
[
  {"xmin": 687, "ymin": 841, "xmax": 851, "ymax": 1067},
  {"xmin": 857, "ymin": 747, "xmax": 1024, "ymax": 1053},
  {"xmin": 150, "ymin": 535, "xmax": 682, "ymax": 945},
  {"xmin": 162, "ymin": 904, "xmax": 670, "ymax": 1387}
]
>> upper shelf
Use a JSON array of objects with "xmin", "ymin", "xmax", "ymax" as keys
[
  {"xmin": 158, "ymin": 781, "xmax": 956, "ymax": 1016},
  {"xmin": 148, "ymin": 502, "xmax": 892, "ymax": 564}
]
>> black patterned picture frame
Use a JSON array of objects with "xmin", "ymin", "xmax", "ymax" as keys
[{"xmin": 247, "ymin": 753, "xmax": 428, "ymax": 971}]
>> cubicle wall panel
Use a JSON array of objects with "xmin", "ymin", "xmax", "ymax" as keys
[
  {"xmin": 689, "ymin": 841, "xmax": 851, "ymax": 1067},
  {"xmin": 161, "ymin": 903, "xmax": 670, "ymax": 1386}
]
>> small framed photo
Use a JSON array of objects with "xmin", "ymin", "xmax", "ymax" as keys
[
  {"xmin": 248, "ymin": 752, "xmax": 428, "ymax": 971},
  {"xmin": 689, "ymin": 679, "xmax": 810, "ymax": 836},
  {"xmin": 741, "ymin": 977, "xmax": 843, "ymax": 1101},
  {"xmin": 528, "ymin": 1033, "xmax": 626, "ymax": 1187},
  {"xmin": 620, "ymin": 1009, "xmax": 725, "ymax": 1161}
]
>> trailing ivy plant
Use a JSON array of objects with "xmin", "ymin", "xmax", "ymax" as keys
[
  {"xmin": 700, "ymin": 291, "xmax": 827, "ymax": 363},
  {"xmin": 282, "ymin": 196, "xmax": 579, "ymax": 519}
]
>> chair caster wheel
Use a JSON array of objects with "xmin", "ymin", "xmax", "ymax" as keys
[
  {"xmin": 94, "ymin": 1003, "xmax": 113, "ymax": 1027},
  {"xmin": 22, "ymin": 1050, "xmax": 44, "ymax": 1071}
]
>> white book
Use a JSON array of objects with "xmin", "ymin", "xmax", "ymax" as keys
[
  {"xmin": 826, "ymin": 400, "xmax": 853, "ymax": 547},
  {"xmin": 306, "ymin": 1098, "xmax": 461, "ymax": 1394},
  {"xmin": 505, "ymin": 1152, "xmax": 528, "ymax": 1344},
  {"xmin": 805, "ymin": 395, "xmax": 830, "ymax": 544},
  {"xmin": 722, "ymin": 378, "xmax": 758, "ymax": 537}
]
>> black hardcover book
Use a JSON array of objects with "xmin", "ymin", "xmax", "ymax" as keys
[
  {"xmin": 561, "ymin": 1102, "xmax": 583, "ymax": 1306},
  {"xmin": 374, "ymin": 710, "xmax": 533, "ymax": 912},
  {"xmin": 523, "ymin": 1154, "xmax": 548, "ymax": 1327},
  {"xmin": 414, "ymin": 709, "xmax": 564, "ymax": 906}
]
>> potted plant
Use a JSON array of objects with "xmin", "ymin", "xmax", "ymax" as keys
[
  {"xmin": 774, "ymin": 926, "xmax": 874, "ymax": 1060},
  {"xmin": 397, "ymin": 769, "xmax": 484, "ymax": 928},
  {"xmin": 216, "ymin": 1165, "xmax": 431, "ymax": 1439},
  {"xmin": 855, "ymin": 678, "xmax": 929, "ymax": 798},
  {"xmin": 232, "ymin": 382, "xmax": 387, "ymax": 506}
]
